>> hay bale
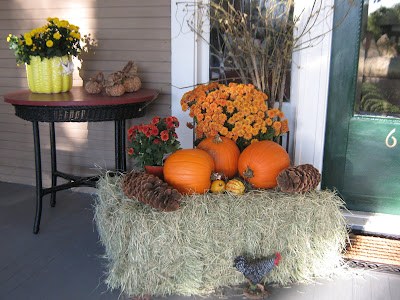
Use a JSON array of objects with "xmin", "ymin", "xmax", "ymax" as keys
[{"xmin": 94, "ymin": 173, "xmax": 348, "ymax": 297}]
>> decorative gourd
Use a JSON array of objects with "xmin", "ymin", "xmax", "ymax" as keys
[
  {"xmin": 226, "ymin": 179, "xmax": 245, "ymax": 195},
  {"xmin": 210, "ymin": 180, "xmax": 226, "ymax": 194},
  {"xmin": 197, "ymin": 134, "xmax": 240, "ymax": 179},
  {"xmin": 164, "ymin": 149, "xmax": 215, "ymax": 195},
  {"xmin": 238, "ymin": 140, "xmax": 290, "ymax": 189}
]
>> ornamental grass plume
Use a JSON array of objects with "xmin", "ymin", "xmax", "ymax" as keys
[
  {"xmin": 127, "ymin": 116, "xmax": 181, "ymax": 168},
  {"xmin": 6, "ymin": 17, "xmax": 82, "ymax": 65},
  {"xmin": 181, "ymin": 82, "xmax": 289, "ymax": 151}
]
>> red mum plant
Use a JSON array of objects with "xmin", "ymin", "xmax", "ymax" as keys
[{"xmin": 127, "ymin": 116, "xmax": 181, "ymax": 168}]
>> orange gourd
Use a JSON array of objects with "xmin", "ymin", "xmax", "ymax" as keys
[
  {"xmin": 210, "ymin": 180, "xmax": 226, "ymax": 194},
  {"xmin": 238, "ymin": 140, "xmax": 290, "ymax": 189},
  {"xmin": 164, "ymin": 149, "xmax": 215, "ymax": 195},
  {"xmin": 197, "ymin": 134, "xmax": 240, "ymax": 179}
]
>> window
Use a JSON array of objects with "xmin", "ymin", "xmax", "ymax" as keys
[{"xmin": 356, "ymin": 1, "xmax": 400, "ymax": 117}]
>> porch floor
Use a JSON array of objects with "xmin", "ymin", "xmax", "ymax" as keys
[{"xmin": 1, "ymin": 181, "xmax": 399, "ymax": 300}]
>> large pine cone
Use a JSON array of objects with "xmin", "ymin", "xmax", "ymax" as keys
[
  {"xmin": 276, "ymin": 164, "xmax": 321, "ymax": 193},
  {"xmin": 121, "ymin": 171, "xmax": 181, "ymax": 212}
]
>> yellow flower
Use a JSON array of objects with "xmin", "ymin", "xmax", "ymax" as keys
[
  {"xmin": 46, "ymin": 40, "xmax": 53, "ymax": 47},
  {"xmin": 24, "ymin": 33, "xmax": 31, "ymax": 40},
  {"xmin": 25, "ymin": 38, "xmax": 33, "ymax": 46},
  {"xmin": 59, "ymin": 20, "xmax": 68, "ymax": 27},
  {"xmin": 53, "ymin": 32, "xmax": 61, "ymax": 40},
  {"xmin": 30, "ymin": 29, "xmax": 37, "ymax": 36}
]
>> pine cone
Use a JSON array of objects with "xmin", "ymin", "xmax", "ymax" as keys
[
  {"xmin": 121, "ymin": 171, "xmax": 181, "ymax": 212},
  {"xmin": 276, "ymin": 164, "xmax": 321, "ymax": 193}
]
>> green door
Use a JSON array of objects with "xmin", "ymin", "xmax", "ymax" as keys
[{"xmin": 323, "ymin": 0, "xmax": 400, "ymax": 215}]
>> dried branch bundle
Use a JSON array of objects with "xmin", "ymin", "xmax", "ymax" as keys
[{"xmin": 179, "ymin": 0, "xmax": 355, "ymax": 110}]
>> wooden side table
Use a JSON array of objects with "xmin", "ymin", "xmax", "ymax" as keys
[{"xmin": 4, "ymin": 87, "xmax": 158, "ymax": 233}]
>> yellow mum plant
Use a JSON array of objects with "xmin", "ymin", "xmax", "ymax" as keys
[
  {"xmin": 6, "ymin": 17, "xmax": 82, "ymax": 65},
  {"xmin": 181, "ymin": 83, "xmax": 289, "ymax": 151}
]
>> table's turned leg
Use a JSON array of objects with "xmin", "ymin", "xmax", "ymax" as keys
[
  {"xmin": 32, "ymin": 121, "xmax": 43, "ymax": 234},
  {"xmin": 115, "ymin": 120, "xmax": 126, "ymax": 172},
  {"xmin": 49, "ymin": 122, "xmax": 57, "ymax": 207}
]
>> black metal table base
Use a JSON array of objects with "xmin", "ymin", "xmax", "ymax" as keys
[{"xmin": 32, "ymin": 120, "xmax": 127, "ymax": 234}]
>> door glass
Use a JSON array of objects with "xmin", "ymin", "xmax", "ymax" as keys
[{"xmin": 356, "ymin": 1, "xmax": 400, "ymax": 118}]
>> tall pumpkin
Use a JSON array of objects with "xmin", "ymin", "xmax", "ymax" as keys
[
  {"xmin": 197, "ymin": 134, "xmax": 240, "ymax": 178},
  {"xmin": 164, "ymin": 149, "xmax": 215, "ymax": 195},
  {"xmin": 238, "ymin": 140, "xmax": 290, "ymax": 189}
]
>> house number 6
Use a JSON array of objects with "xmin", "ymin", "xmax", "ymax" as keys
[{"xmin": 385, "ymin": 128, "xmax": 397, "ymax": 148}]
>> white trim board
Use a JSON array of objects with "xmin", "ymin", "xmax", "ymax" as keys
[{"xmin": 343, "ymin": 210, "xmax": 400, "ymax": 238}]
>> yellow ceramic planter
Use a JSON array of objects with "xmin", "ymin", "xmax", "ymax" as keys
[{"xmin": 26, "ymin": 55, "xmax": 73, "ymax": 94}]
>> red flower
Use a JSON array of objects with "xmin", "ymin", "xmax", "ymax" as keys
[
  {"xmin": 166, "ymin": 116, "xmax": 174, "ymax": 124},
  {"xmin": 145, "ymin": 129, "xmax": 152, "ymax": 137},
  {"xmin": 151, "ymin": 125, "xmax": 159, "ymax": 136},
  {"xmin": 151, "ymin": 116, "xmax": 160, "ymax": 124},
  {"xmin": 128, "ymin": 148, "xmax": 134, "ymax": 155},
  {"xmin": 127, "ymin": 127, "xmax": 135, "ymax": 137},
  {"xmin": 160, "ymin": 130, "xmax": 169, "ymax": 141},
  {"xmin": 154, "ymin": 139, "xmax": 161, "ymax": 144},
  {"xmin": 172, "ymin": 133, "xmax": 178, "ymax": 139}
]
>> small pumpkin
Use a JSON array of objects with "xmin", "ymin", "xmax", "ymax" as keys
[
  {"xmin": 164, "ymin": 149, "xmax": 215, "ymax": 195},
  {"xmin": 226, "ymin": 179, "xmax": 245, "ymax": 195},
  {"xmin": 210, "ymin": 180, "xmax": 226, "ymax": 194},
  {"xmin": 238, "ymin": 140, "xmax": 290, "ymax": 189}
]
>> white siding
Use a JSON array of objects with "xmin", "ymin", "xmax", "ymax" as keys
[{"xmin": 0, "ymin": 0, "xmax": 171, "ymax": 186}]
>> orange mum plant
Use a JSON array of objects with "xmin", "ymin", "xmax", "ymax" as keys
[{"xmin": 181, "ymin": 82, "xmax": 289, "ymax": 151}]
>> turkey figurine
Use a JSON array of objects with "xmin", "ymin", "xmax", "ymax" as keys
[{"xmin": 233, "ymin": 253, "xmax": 281, "ymax": 293}]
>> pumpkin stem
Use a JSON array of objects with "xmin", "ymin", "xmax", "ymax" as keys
[
  {"xmin": 243, "ymin": 166, "xmax": 254, "ymax": 178},
  {"xmin": 213, "ymin": 134, "xmax": 223, "ymax": 144}
]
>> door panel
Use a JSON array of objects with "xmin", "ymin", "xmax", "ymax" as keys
[{"xmin": 343, "ymin": 117, "xmax": 400, "ymax": 214}]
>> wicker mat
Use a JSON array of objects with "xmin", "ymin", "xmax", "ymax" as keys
[{"xmin": 345, "ymin": 234, "xmax": 400, "ymax": 268}]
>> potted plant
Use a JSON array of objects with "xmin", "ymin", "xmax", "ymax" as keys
[
  {"xmin": 6, "ymin": 17, "xmax": 83, "ymax": 93},
  {"xmin": 127, "ymin": 116, "xmax": 181, "ymax": 178},
  {"xmin": 181, "ymin": 82, "xmax": 289, "ymax": 151}
]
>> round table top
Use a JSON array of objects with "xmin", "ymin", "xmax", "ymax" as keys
[{"xmin": 3, "ymin": 87, "xmax": 159, "ymax": 107}]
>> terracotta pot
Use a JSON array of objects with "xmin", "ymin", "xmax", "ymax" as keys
[{"xmin": 144, "ymin": 165, "xmax": 164, "ymax": 180}]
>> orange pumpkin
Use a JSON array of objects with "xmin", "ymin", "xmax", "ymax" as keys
[
  {"xmin": 164, "ymin": 149, "xmax": 215, "ymax": 195},
  {"xmin": 197, "ymin": 134, "xmax": 240, "ymax": 179},
  {"xmin": 238, "ymin": 140, "xmax": 290, "ymax": 189}
]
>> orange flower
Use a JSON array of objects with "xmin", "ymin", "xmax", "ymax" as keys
[
  {"xmin": 250, "ymin": 105, "xmax": 258, "ymax": 114},
  {"xmin": 251, "ymin": 127, "xmax": 259, "ymax": 136},
  {"xmin": 244, "ymin": 132, "xmax": 253, "ymax": 140},
  {"xmin": 260, "ymin": 104, "xmax": 268, "ymax": 112},
  {"xmin": 266, "ymin": 118, "xmax": 273, "ymax": 126},
  {"xmin": 220, "ymin": 126, "xmax": 229, "ymax": 136},
  {"xmin": 267, "ymin": 109, "xmax": 276, "ymax": 118},
  {"xmin": 272, "ymin": 121, "xmax": 282, "ymax": 131},
  {"xmin": 251, "ymin": 139, "xmax": 259, "ymax": 144},
  {"xmin": 257, "ymin": 111, "xmax": 265, "ymax": 119}
]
